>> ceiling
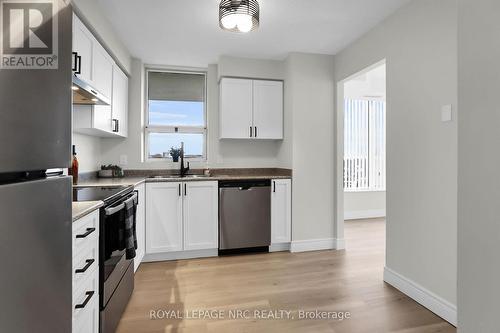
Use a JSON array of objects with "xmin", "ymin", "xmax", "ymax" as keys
[{"xmin": 96, "ymin": 0, "xmax": 411, "ymax": 67}]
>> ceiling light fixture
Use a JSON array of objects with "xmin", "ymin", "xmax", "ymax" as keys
[{"xmin": 219, "ymin": 0, "xmax": 259, "ymax": 33}]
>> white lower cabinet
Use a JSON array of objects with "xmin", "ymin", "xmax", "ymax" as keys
[
  {"xmin": 146, "ymin": 182, "xmax": 183, "ymax": 254},
  {"xmin": 72, "ymin": 210, "xmax": 99, "ymax": 333},
  {"xmin": 134, "ymin": 183, "xmax": 146, "ymax": 271},
  {"xmin": 183, "ymin": 181, "xmax": 219, "ymax": 250},
  {"xmin": 145, "ymin": 181, "xmax": 218, "ymax": 259},
  {"xmin": 271, "ymin": 179, "xmax": 292, "ymax": 248}
]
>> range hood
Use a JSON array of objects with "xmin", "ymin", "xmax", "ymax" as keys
[{"xmin": 72, "ymin": 75, "xmax": 110, "ymax": 105}]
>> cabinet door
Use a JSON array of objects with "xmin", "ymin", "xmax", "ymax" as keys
[
  {"xmin": 146, "ymin": 183, "xmax": 183, "ymax": 253},
  {"xmin": 92, "ymin": 105, "xmax": 113, "ymax": 133},
  {"xmin": 271, "ymin": 179, "xmax": 292, "ymax": 244},
  {"xmin": 112, "ymin": 66, "xmax": 129, "ymax": 137},
  {"xmin": 253, "ymin": 80, "xmax": 283, "ymax": 139},
  {"xmin": 183, "ymin": 181, "xmax": 218, "ymax": 251},
  {"xmin": 92, "ymin": 41, "xmax": 114, "ymax": 99},
  {"xmin": 72, "ymin": 14, "xmax": 93, "ymax": 84},
  {"xmin": 220, "ymin": 78, "xmax": 253, "ymax": 139},
  {"xmin": 134, "ymin": 183, "xmax": 146, "ymax": 272}
]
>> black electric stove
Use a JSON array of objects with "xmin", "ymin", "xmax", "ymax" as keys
[{"xmin": 73, "ymin": 186, "xmax": 133, "ymax": 204}]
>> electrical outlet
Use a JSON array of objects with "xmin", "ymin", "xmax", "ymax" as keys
[{"xmin": 119, "ymin": 155, "xmax": 128, "ymax": 166}]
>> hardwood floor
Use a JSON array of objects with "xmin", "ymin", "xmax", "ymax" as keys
[{"xmin": 116, "ymin": 219, "xmax": 456, "ymax": 333}]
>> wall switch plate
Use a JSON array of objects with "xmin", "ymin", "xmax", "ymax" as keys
[
  {"xmin": 441, "ymin": 105, "xmax": 452, "ymax": 122},
  {"xmin": 119, "ymin": 155, "xmax": 128, "ymax": 166}
]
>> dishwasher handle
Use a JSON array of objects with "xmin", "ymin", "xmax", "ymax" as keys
[
  {"xmin": 238, "ymin": 186, "xmax": 253, "ymax": 191},
  {"xmin": 219, "ymin": 179, "xmax": 271, "ymax": 189}
]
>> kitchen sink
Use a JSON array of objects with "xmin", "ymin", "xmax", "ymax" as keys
[
  {"xmin": 148, "ymin": 174, "xmax": 211, "ymax": 179},
  {"xmin": 148, "ymin": 175, "xmax": 181, "ymax": 179}
]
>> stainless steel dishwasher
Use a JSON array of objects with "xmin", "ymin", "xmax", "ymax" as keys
[{"xmin": 219, "ymin": 180, "xmax": 271, "ymax": 251}]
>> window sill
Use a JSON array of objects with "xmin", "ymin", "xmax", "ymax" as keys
[
  {"xmin": 344, "ymin": 189, "xmax": 386, "ymax": 193},
  {"xmin": 145, "ymin": 158, "xmax": 207, "ymax": 163}
]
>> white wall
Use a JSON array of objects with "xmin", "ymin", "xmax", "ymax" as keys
[
  {"xmin": 457, "ymin": 0, "xmax": 500, "ymax": 331},
  {"xmin": 334, "ymin": 0, "xmax": 458, "ymax": 311},
  {"xmin": 72, "ymin": 133, "xmax": 101, "ymax": 173},
  {"xmin": 72, "ymin": 0, "xmax": 132, "ymax": 73},
  {"xmin": 285, "ymin": 53, "xmax": 336, "ymax": 243},
  {"xmin": 218, "ymin": 55, "xmax": 285, "ymax": 80},
  {"xmin": 344, "ymin": 191, "xmax": 386, "ymax": 220}
]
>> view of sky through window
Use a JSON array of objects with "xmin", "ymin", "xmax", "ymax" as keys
[{"xmin": 149, "ymin": 100, "xmax": 204, "ymax": 126}]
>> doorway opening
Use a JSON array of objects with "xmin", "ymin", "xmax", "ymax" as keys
[{"xmin": 336, "ymin": 60, "xmax": 386, "ymax": 255}]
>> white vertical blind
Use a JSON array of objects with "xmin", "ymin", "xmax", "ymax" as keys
[{"xmin": 344, "ymin": 99, "xmax": 386, "ymax": 191}]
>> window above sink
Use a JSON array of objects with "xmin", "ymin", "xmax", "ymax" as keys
[{"xmin": 145, "ymin": 70, "xmax": 207, "ymax": 161}]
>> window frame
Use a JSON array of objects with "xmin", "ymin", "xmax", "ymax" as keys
[{"xmin": 144, "ymin": 68, "xmax": 208, "ymax": 162}]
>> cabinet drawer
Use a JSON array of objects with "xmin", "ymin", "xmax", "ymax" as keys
[
  {"xmin": 73, "ymin": 210, "xmax": 99, "ymax": 258},
  {"xmin": 73, "ymin": 271, "xmax": 99, "ymax": 333},
  {"xmin": 73, "ymin": 237, "xmax": 98, "ymax": 292},
  {"xmin": 73, "ymin": 268, "xmax": 98, "ymax": 317}
]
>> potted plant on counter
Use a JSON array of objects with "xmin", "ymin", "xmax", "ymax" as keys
[
  {"xmin": 99, "ymin": 164, "xmax": 124, "ymax": 178},
  {"xmin": 169, "ymin": 147, "xmax": 182, "ymax": 162}
]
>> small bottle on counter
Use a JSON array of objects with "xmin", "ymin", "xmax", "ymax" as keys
[{"xmin": 69, "ymin": 145, "xmax": 79, "ymax": 185}]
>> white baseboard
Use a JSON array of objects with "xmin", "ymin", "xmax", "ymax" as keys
[
  {"xmin": 143, "ymin": 249, "xmax": 218, "ymax": 262},
  {"xmin": 291, "ymin": 238, "xmax": 344, "ymax": 252},
  {"xmin": 335, "ymin": 238, "xmax": 345, "ymax": 250},
  {"xmin": 270, "ymin": 243, "xmax": 291, "ymax": 252},
  {"xmin": 383, "ymin": 267, "xmax": 457, "ymax": 326},
  {"xmin": 344, "ymin": 209, "xmax": 386, "ymax": 220}
]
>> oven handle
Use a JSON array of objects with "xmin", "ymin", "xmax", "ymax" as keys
[{"xmin": 105, "ymin": 192, "xmax": 138, "ymax": 216}]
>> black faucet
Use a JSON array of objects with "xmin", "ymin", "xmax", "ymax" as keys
[{"xmin": 180, "ymin": 142, "xmax": 190, "ymax": 177}]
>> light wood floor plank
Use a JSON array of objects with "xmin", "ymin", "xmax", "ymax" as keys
[{"xmin": 116, "ymin": 218, "xmax": 456, "ymax": 333}]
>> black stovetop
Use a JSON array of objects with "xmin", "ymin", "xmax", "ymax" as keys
[{"xmin": 73, "ymin": 186, "xmax": 133, "ymax": 204}]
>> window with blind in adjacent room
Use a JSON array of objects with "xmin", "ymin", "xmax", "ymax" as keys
[{"xmin": 344, "ymin": 99, "xmax": 386, "ymax": 191}]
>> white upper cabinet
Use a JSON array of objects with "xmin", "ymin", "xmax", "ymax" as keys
[
  {"xmin": 220, "ymin": 78, "xmax": 253, "ymax": 139},
  {"xmin": 146, "ymin": 182, "xmax": 183, "ymax": 254},
  {"xmin": 253, "ymin": 80, "xmax": 283, "ymax": 139},
  {"xmin": 91, "ymin": 41, "xmax": 114, "ymax": 100},
  {"xmin": 72, "ymin": 15, "xmax": 93, "ymax": 84},
  {"xmin": 183, "ymin": 181, "xmax": 219, "ymax": 251},
  {"xmin": 271, "ymin": 179, "xmax": 292, "ymax": 245},
  {"xmin": 112, "ymin": 66, "xmax": 129, "ymax": 138},
  {"xmin": 219, "ymin": 77, "xmax": 283, "ymax": 140},
  {"xmin": 72, "ymin": 13, "xmax": 129, "ymax": 138},
  {"xmin": 73, "ymin": 104, "xmax": 113, "ymax": 136},
  {"xmin": 73, "ymin": 14, "xmax": 113, "ymax": 100}
]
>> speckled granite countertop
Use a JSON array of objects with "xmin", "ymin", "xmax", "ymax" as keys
[
  {"xmin": 74, "ymin": 168, "xmax": 292, "ymax": 187},
  {"xmin": 72, "ymin": 169, "xmax": 291, "ymax": 221},
  {"xmin": 72, "ymin": 201, "xmax": 103, "ymax": 222},
  {"xmin": 75, "ymin": 177, "xmax": 146, "ymax": 188}
]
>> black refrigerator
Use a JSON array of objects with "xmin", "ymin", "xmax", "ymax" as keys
[{"xmin": 0, "ymin": 1, "xmax": 73, "ymax": 332}]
